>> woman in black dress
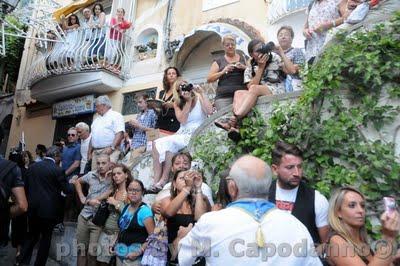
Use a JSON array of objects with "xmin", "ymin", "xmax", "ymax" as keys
[{"xmin": 156, "ymin": 67, "xmax": 182, "ymax": 134}]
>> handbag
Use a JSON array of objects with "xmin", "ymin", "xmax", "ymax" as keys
[
  {"xmin": 92, "ymin": 200, "xmax": 110, "ymax": 226},
  {"xmin": 141, "ymin": 216, "xmax": 168, "ymax": 266}
]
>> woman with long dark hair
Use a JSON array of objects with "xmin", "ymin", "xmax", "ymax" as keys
[
  {"xmin": 156, "ymin": 67, "xmax": 182, "ymax": 133},
  {"xmin": 88, "ymin": 3, "xmax": 106, "ymax": 60},
  {"xmin": 151, "ymin": 77, "xmax": 213, "ymax": 190},
  {"xmin": 97, "ymin": 164, "xmax": 132, "ymax": 265},
  {"xmin": 160, "ymin": 170, "xmax": 210, "ymax": 264}
]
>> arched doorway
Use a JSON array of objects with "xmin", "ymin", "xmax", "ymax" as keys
[{"xmin": 173, "ymin": 23, "xmax": 252, "ymax": 98}]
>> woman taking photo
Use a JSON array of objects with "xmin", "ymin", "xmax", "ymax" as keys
[
  {"xmin": 156, "ymin": 67, "xmax": 182, "ymax": 134},
  {"xmin": 207, "ymin": 34, "xmax": 246, "ymax": 111},
  {"xmin": 151, "ymin": 78, "xmax": 213, "ymax": 191},
  {"xmin": 97, "ymin": 164, "xmax": 131, "ymax": 265},
  {"xmin": 326, "ymin": 186, "xmax": 400, "ymax": 265},
  {"xmin": 215, "ymin": 39, "xmax": 286, "ymax": 141},
  {"xmin": 161, "ymin": 170, "xmax": 211, "ymax": 264},
  {"xmin": 114, "ymin": 179, "xmax": 155, "ymax": 265}
]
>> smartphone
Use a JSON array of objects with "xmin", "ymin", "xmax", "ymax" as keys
[
  {"xmin": 383, "ymin": 197, "xmax": 397, "ymax": 214},
  {"xmin": 190, "ymin": 161, "xmax": 200, "ymax": 171}
]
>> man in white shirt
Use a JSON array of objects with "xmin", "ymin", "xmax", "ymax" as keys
[
  {"xmin": 76, "ymin": 122, "xmax": 91, "ymax": 175},
  {"xmin": 89, "ymin": 95, "xmax": 124, "ymax": 170},
  {"xmin": 268, "ymin": 141, "xmax": 330, "ymax": 245},
  {"xmin": 178, "ymin": 155, "xmax": 322, "ymax": 266}
]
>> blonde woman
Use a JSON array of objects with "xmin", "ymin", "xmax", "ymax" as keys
[
  {"xmin": 326, "ymin": 187, "xmax": 400, "ymax": 265},
  {"xmin": 207, "ymin": 34, "xmax": 247, "ymax": 111},
  {"xmin": 150, "ymin": 78, "xmax": 213, "ymax": 191}
]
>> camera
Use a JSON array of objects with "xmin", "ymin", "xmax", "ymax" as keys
[
  {"xmin": 256, "ymin": 41, "xmax": 275, "ymax": 55},
  {"xmin": 179, "ymin": 83, "xmax": 194, "ymax": 92}
]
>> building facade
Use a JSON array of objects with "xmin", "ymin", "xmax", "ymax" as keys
[{"xmin": 6, "ymin": 0, "xmax": 311, "ymax": 153}]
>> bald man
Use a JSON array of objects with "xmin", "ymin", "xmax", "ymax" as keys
[{"xmin": 178, "ymin": 155, "xmax": 322, "ymax": 266}]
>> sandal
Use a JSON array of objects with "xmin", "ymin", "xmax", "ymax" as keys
[{"xmin": 214, "ymin": 116, "xmax": 238, "ymax": 131}]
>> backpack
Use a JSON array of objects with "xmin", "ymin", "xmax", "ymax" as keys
[{"xmin": 0, "ymin": 159, "xmax": 17, "ymax": 210}]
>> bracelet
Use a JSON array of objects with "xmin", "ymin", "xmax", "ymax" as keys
[{"xmin": 332, "ymin": 20, "xmax": 336, "ymax": 27}]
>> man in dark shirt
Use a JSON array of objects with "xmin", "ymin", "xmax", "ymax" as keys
[
  {"xmin": 62, "ymin": 127, "xmax": 81, "ymax": 179},
  {"xmin": 17, "ymin": 146, "xmax": 72, "ymax": 266},
  {"xmin": 0, "ymin": 128, "xmax": 27, "ymax": 258}
]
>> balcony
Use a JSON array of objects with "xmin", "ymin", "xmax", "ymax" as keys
[
  {"xmin": 24, "ymin": 25, "xmax": 133, "ymax": 104},
  {"xmin": 267, "ymin": 0, "xmax": 312, "ymax": 24}
]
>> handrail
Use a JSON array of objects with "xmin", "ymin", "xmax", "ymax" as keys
[{"xmin": 24, "ymin": 25, "xmax": 133, "ymax": 88}]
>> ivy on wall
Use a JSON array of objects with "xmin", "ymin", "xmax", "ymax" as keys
[
  {"xmin": 0, "ymin": 16, "xmax": 26, "ymax": 92},
  {"xmin": 194, "ymin": 12, "xmax": 400, "ymax": 238}
]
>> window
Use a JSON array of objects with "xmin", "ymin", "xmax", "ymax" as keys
[{"xmin": 122, "ymin": 88, "xmax": 157, "ymax": 115}]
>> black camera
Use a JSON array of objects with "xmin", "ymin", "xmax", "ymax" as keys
[
  {"xmin": 256, "ymin": 41, "xmax": 275, "ymax": 55},
  {"xmin": 180, "ymin": 83, "xmax": 194, "ymax": 92}
]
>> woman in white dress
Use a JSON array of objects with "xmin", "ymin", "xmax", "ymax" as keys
[
  {"xmin": 151, "ymin": 77, "xmax": 213, "ymax": 191},
  {"xmin": 61, "ymin": 14, "xmax": 80, "ymax": 67}
]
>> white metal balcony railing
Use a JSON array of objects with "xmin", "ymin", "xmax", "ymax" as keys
[
  {"xmin": 267, "ymin": 0, "xmax": 313, "ymax": 24},
  {"xmin": 24, "ymin": 25, "xmax": 133, "ymax": 88}
]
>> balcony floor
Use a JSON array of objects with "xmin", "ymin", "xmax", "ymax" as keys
[{"xmin": 30, "ymin": 69, "xmax": 123, "ymax": 104}]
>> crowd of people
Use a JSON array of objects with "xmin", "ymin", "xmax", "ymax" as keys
[
  {"xmin": 46, "ymin": 4, "xmax": 132, "ymax": 73},
  {"xmin": 1, "ymin": 0, "xmax": 396, "ymax": 265}
]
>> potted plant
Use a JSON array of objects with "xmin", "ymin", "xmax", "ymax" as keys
[
  {"xmin": 135, "ymin": 44, "xmax": 148, "ymax": 53},
  {"xmin": 147, "ymin": 40, "xmax": 158, "ymax": 50}
]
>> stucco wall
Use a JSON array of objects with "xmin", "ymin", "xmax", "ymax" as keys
[{"xmin": 7, "ymin": 106, "xmax": 56, "ymax": 154}]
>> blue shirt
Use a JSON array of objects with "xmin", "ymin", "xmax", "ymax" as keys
[
  {"xmin": 131, "ymin": 109, "xmax": 157, "ymax": 149},
  {"xmin": 61, "ymin": 142, "xmax": 81, "ymax": 176}
]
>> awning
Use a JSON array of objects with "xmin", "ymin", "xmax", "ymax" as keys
[{"xmin": 53, "ymin": 0, "xmax": 96, "ymax": 22}]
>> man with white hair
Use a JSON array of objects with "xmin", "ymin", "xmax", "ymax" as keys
[
  {"xmin": 178, "ymin": 155, "xmax": 322, "ymax": 265},
  {"xmin": 76, "ymin": 122, "xmax": 91, "ymax": 175},
  {"xmin": 89, "ymin": 95, "xmax": 124, "ymax": 170}
]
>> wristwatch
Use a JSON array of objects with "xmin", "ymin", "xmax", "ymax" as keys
[{"xmin": 110, "ymin": 146, "xmax": 116, "ymax": 151}]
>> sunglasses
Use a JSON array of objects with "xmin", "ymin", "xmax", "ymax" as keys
[{"xmin": 67, "ymin": 134, "xmax": 76, "ymax": 137}]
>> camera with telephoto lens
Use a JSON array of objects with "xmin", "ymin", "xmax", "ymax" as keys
[
  {"xmin": 256, "ymin": 41, "xmax": 275, "ymax": 55},
  {"xmin": 180, "ymin": 83, "xmax": 194, "ymax": 92}
]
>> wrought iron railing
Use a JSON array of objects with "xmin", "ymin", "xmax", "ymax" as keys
[
  {"xmin": 267, "ymin": 0, "xmax": 312, "ymax": 24},
  {"xmin": 24, "ymin": 25, "xmax": 133, "ymax": 88}
]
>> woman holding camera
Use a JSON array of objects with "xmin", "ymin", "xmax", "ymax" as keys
[
  {"xmin": 160, "ymin": 170, "xmax": 211, "ymax": 264},
  {"xmin": 151, "ymin": 78, "xmax": 213, "ymax": 191},
  {"xmin": 156, "ymin": 67, "xmax": 182, "ymax": 134},
  {"xmin": 97, "ymin": 164, "xmax": 131, "ymax": 265},
  {"xmin": 215, "ymin": 39, "xmax": 286, "ymax": 141},
  {"xmin": 207, "ymin": 34, "xmax": 247, "ymax": 111},
  {"xmin": 325, "ymin": 186, "xmax": 400, "ymax": 265}
]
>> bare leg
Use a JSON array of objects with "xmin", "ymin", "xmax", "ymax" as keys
[
  {"xmin": 234, "ymin": 85, "xmax": 271, "ymax": 119},
  {"xmin": 158, "ymin": 151, "xmax": 174, "ymax": 186},
  {"xmin": 152, "ymin": 146, "xmax": 163, "ymax": 184},
  {"xmin": 232, "ymin": 90, "xmax": 248, "ymax": 114}
]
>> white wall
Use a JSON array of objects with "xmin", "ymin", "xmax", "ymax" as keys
[{"xmin": 265, "ymin": 10, "xmax": 307, "ymax": 48}]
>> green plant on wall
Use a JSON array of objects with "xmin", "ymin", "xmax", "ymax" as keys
[
  {"xmin": 194, "ymin": 12, "xmax": 400, "ymax": 238},
  {"xmin": 0, "ymin": 15, "xmax": 26, "ymax": 92}
]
